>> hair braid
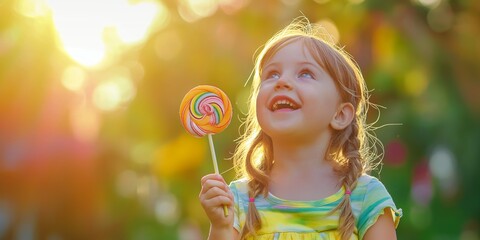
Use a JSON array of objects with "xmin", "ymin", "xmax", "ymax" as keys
[
  {"xmin": 238, "ymin": 132, "xmax": 273, "ymax": 239},
  {"xmin": 331, "ymin": 118, "xmax": 364, "ymax": 240}
]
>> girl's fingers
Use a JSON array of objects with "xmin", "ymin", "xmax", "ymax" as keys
[
  {"xmin": 199, "ymin": 175, "xmax": 234, "ymax": 226},
  {"xmin": 202, "ymin": 186, "xmax": 232, "ymax": 202},
  {"xmin": 203, "ymin": 195, "xmax": 232, "ymax": 207},
  {"xmin": 201, "ymin": 174, "xmax": 227, "ymax": 186},
  {"xmin": 199, "ymin": 175, "xmax": 234, "ymax": 211},
  {"xmin": 200, "ymin": 178, "xmax": 230, "ymax": 196},
  {"xmin": 199, "ymin": 187, "xmax": 233, "ymax": 211}
]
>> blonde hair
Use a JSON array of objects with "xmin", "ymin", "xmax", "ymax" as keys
[{"xmin": 233, "ymin": 17, "xmax": 380, "ymax": 240}]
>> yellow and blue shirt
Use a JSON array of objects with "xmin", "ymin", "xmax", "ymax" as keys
[{"xmin": 229, "ymin": 174, "xmax": 402, "ymax": 240}]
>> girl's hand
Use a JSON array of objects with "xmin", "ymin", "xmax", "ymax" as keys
[{"xmin": 199, "ymin": 174, "xmax": 234, "ymax": 229}]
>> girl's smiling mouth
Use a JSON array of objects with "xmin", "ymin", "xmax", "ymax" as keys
[{"xmin": 269, "ymin": 95, "xmax": 301, "ymax": 112}]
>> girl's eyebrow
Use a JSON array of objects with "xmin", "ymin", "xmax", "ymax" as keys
[
  {"xmin": 265, "ymin": 61, "xmax": 320, "ymax": 68},
  {"xmin": 298, "ymin": 61, "xmax": 321, "ymax": 68},
  {"xmin": 263, "ymin": 62, "xmax": 280, "ymax": 69}
]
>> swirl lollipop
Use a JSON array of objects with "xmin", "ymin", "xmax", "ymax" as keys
[
  {"xmin": 179, "ymin": 85, "xmax": 232, "ymax": 216},
  {"xmin": 179, "ymin": 85, "xmax": 232, "ymax": 137}
]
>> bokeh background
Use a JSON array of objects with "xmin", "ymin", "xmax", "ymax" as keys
[{"xmin": 1, "ymin": 0, "xmax": 479, "ymax": 239}]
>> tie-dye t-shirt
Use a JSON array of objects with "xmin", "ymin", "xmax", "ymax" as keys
[{"xmin": 229, "ymin": 174, "xmax": 402, "ymax": 240}]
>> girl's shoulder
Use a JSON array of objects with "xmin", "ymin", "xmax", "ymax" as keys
[
  {"xmin": 229, "ymin": 178, "xmax": 249, "ymax": 195},
  {"xmin": 352, "ymin": 174, "xmax": 395, "ymax": 205},
  {"xmin": 229, "ymin": 178, "xmax": 248, "ymax": 187},
  {"xmin": 353, "ymin": 174, "xmax": 403, "ymax": 238},
  {"xmin": 354, "ymin": 174, "xmax": 387, "ymax": 194}
]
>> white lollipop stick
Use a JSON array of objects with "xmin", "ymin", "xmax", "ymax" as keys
[
  {"xmin": 207, "ymin": 134, "xmax": 229, "ymax": 216},
  {"xmin": 208, "ymin": 134, "xmax": 220, "ymax": 174}
]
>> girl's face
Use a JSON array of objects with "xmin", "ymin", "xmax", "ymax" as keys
[{"xmin": 256, "ymin": 39, "xmax": 342, "ymax": 141}]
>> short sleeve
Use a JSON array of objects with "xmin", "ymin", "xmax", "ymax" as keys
[
  {"xmin": 357, "ymin": 177, "xmax": 402, "ymax": 239},
  {"xmin": 228, "ymin": 181, "xmax": 241, "ymax": 232}
]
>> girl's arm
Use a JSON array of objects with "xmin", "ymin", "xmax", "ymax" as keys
[
  {"xmin": 199, "ymin": 174, "xmax": 236, "ymax": 240},
  {"xmin": 207, "ymin": 226, "xmax": 235, "ymax": 240},
  {"xmin": 233, "ymin": 229, "xmax": 239, "ymax": 240},
  {"xmin": 363, "ymin": 208, "xmax": 397, "ymax": 240},
  {"xmin": 207, "ymin": 227, "xmax": 240, "ymax": 240}
]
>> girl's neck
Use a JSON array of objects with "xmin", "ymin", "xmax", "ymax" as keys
[
  {"xmin": 267, "ymin": 131, "xmax": 342, "ymax": 201},
  {"xmin": 270, "ymin": 130, "xmax": 332, "ymax": 168}
]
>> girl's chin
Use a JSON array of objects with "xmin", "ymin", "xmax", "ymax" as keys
[{"xmin": 263, "ymin": 126, "xmax": 305, "ymax": 137}]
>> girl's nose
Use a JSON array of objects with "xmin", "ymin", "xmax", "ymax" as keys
[{"xmin": 274, "ymin": 77, "xmax": 293, "ymax": 91}]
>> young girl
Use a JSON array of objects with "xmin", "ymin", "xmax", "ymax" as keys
[{"xmin": 199, "ymin": 17, "xmax": 402, "ymax": 240}]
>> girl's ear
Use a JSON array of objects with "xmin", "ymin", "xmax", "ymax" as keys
[{"xmin": 330, "ymin": 102, "xmax": 355, "ymax": 130}]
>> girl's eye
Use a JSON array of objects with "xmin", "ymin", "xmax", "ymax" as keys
[
  {"xmin": 265, "ymin": 71, "xmax": 280, "ymax": 80},
  {"xmin": 299, "ymin": 71, "xmax": 314, "ymax": 79}
]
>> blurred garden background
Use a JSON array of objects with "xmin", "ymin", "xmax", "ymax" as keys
[{"xmin": 1, "ymin": 0, "xmax": 479, "ymax": 239}]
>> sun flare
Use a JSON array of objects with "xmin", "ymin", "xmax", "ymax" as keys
[{"xmin": 46, "ymin": 0, "xmax": 167, "ymax": 67}]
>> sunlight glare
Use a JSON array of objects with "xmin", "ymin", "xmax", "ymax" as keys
[
  {"xmin": 92, "ymin": 83, "xmax": 122, "ymax": 111},
  {"xmin": 14, "ymin": 0, "xmax": 49, "ymax": 17},
  {"xmin": 130, "ymin": 142, "xmax": 156, "ymax": 166},
  {"xmin": 179, "ymin": 0, "xmax": 219, "ymax": 22},
  {"xmin": 47, "ymin": 0, "xmax": 165, "ymax": 67},
  {"xmin": 218, "ymin": 0, "xmax": 249, "ymax": 15},
  {"xmin": 92, "ymin": 73, "xmax": 136, "ymax": 112},
  {"xmin": 154, "ymin": 31, "xmax": 183, "ymax": 61},
  {"xmin": 316, "ymin": 19, "xmax": 340, "ymax": 44},
  {"xmin": 47, "ymin": 0, "xmax": 107, "ymax": 67},
  {"xmin": 61, "ymin": 65, "xmax": 87, "ymax": 92},
  {"xmin": 113, "ymin": 1, "xmax": 165, "ymax": 44}
]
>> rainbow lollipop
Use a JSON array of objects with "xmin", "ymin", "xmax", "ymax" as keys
[
  {"xmin": 179, "ymin": 85, "xmax": 232, "ymax": 138},
  {"xmin": 179, "ymin": 85, "xmax": 232, "ymax": 216}
]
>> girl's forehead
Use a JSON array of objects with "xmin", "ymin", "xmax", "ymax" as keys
[{"xmin": 263, "ymin": 38, "xmax": 321, "ymax": 66}]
